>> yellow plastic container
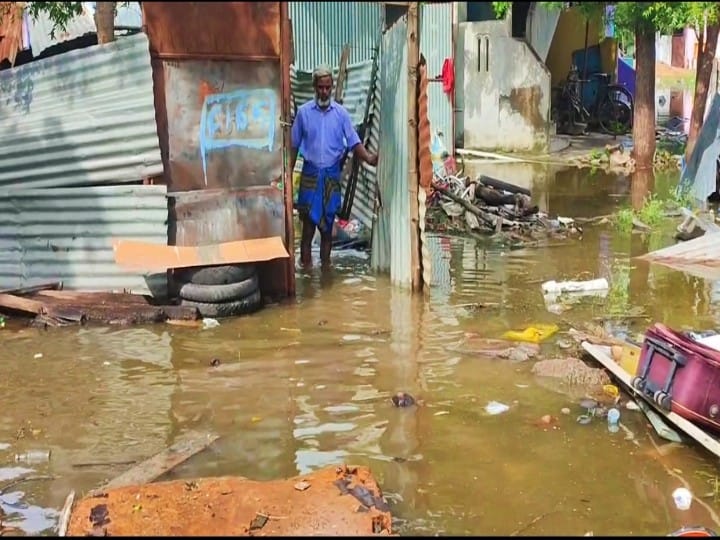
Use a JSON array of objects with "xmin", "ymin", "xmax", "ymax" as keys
[
  {"xmin": 619, "ymin": 345, "xmax": 640, "ymax": 375},
  {"xmin": 502, "ymin": 324, "xmax": 559, "ymax": 344}
]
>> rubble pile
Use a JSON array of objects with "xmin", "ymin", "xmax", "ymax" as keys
[{"xmin": 426, "ymin": 173, "xmax": 582, "ymax": 245}]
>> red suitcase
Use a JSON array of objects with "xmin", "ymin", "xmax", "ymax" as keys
[{"xmin": 632, "ymin": 323, "xmax": 720, "ymax": 433}]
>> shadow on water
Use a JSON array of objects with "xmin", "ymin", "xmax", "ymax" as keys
[{"xmin": 3, "ymin": 163, "xmax": 720, "ymax": 535}]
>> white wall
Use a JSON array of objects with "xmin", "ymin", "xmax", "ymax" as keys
[{"xmin": 460, "ymin": 22, "xmax": 551, "ymax": 153}]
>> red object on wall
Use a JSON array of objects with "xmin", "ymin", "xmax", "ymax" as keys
[{"xmin": 440, "ymin": 57, "xmax": 454, "ymax": 95}]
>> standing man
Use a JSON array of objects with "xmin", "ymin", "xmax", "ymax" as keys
[{"xmin": 290, "ymin": 65, "xmax": 378, "ymax": 268}]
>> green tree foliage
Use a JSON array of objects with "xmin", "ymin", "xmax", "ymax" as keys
[
  {"xmin": 1, "ymin": 2, "xmax": 127, "ymax": 40},
  {"xmin": 492, "ymin": 2, "xmax": 716, "ymax": 37}
]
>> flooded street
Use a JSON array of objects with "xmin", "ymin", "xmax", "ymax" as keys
[{"xmin": 3, "ymin": 164, "xmax": 720, "ymax": 536}]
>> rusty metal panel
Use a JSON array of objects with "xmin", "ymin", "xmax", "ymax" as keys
[
  {"xmin": 142, "ymin": 2, "xmax": 280, "ymax": 59},
  {"xmin": 161, "ymin": 60, "xmax": 283, "ymax": 193},
  {"xmin": 169, "ymin": 188, "xmax": 285, "ymax": 246},
  {"xmin": 418, "ymin": 64, "xmax": 433, "ymax": 289},
  {"xmin": 0, "ymin": 2, "xmax": 23, "ymax": 65}
]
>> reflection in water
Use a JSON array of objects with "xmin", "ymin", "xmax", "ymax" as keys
[{"xmin": 3, "ymin": 164, "xmax": 720, "ymax": 535}]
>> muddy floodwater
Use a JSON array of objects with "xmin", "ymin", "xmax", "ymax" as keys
[{"xmin": 3, "ymin": 164, "xmax": 720, "ymax": 536}]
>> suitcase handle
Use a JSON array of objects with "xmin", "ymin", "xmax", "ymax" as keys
[
  {"xmin": 644, "ymin": 335, "xmax": 688, "ymax": 367},
  {"xmin": 635, "ymin": 335, "xmax": 688, "ymax": 408}
]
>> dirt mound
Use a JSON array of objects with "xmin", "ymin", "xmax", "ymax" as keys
[
  {"xmin": 66, "ymin": 465, "xmax": 393, "ymax": 537},
  {"xmin": 531, "ymin": 357, "xmax": 610, "ymax": 387}
]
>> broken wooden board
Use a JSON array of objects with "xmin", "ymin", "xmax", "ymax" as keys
[
  {"xmin": 113, "ymin": 237, "xmax": 290, "ymax": 272},
  {"xmin": 67, "ymin": 465, "xmax": 392, "ymax": 536},
  {"xmin": 0, "ymin": 290, "xmax": 200, "ymax": 327},
  {"xmin": 98, "ymin": 432, "xmax": 220, "ymax": 491},
  {"xmin": 582, "ymin": 342, "xmax": 720, "ymax": 460}
]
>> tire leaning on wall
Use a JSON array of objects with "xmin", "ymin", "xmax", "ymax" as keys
[{"xmin": 175, "ymin": 263, "xmax": 263, "ymax": 318}]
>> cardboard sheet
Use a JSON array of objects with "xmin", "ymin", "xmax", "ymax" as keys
[{"xmin": 113, "ymin": 236, "xmax": 289, "ymax": 271}]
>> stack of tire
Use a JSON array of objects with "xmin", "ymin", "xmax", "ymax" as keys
[{"xmin": 176, "ymin": 263, "xmax": 263, "ymax": 318}]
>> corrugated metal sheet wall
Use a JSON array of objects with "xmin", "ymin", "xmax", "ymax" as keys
[
  {"xmin": 419, "ymin": 3, "xmax": 454, "ymax": 153},
  {"xmin": 289, "ymin": 2, "xmax": 383, "ymax": 71},
  {"xmin": 290, "ymin": 59, "xmax": 380, "ymax": 229},
  {"xmin": 371, "ymin": 18, "xmax": 411, "ymax": 288},
  {"xmin": 0, "ymin": 32, "xmax": 163, "ymax": 190},
  {"xmin": 0, "ymin": 185, "xmax": 169, "ymax": 295}
]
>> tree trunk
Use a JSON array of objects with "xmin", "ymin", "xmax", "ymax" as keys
[
  {"xmin": 632, "ymin": 24, "xmax": 656, "ymax": 171},
  {"xmin": 685, "ymin": 21, "xmax": 720, "ymax": 162},
  {"xmin": 95, "ymin": 2, "xmax": 116, "ymax": 44}
]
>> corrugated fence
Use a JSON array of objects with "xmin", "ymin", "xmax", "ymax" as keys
[
  {"xmin": 419, "ymin": 3, "xmax": 454, "ymax": 153},
  {"xmin": 0, "ymin": 185, "xmax": 169, "ymax": 295},
  {"xmin": 370, "ymin": 17, "xmax": 411, "ymax": 288},
  {"xmin": 289, "ymin": 2, "xmax": 382, "ymax": 71},
  {"xmin": 0, "ymin": 32, "xmax": 163, "ymax": 190},
  {"xmin": 0, "ymin": 33, "xmax": 167, "ymax": 294}
]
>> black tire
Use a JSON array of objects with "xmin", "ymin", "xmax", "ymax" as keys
[
  {"xmin": 178, "ymin": 275, "xmax": 259, "ymax": 303},
  {"xmin": 176, "ymin": 264, "xmax": 256, "ymax": 286},
  {"xmin": 180, "ymin": 289, "xmax": 263, "ymax": 318}
]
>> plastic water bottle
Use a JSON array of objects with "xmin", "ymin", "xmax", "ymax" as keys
[{"xmin": 607, "ymin": 408, "xmax": 620, "ymax": 433}]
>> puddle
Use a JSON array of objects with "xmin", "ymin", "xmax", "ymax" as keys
[{"xmin": 0, "ymin": 166, "xmax": 718, "ymax": 536}]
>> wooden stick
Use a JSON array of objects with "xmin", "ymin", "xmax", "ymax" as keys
[
  {"xmin": 0, "ymin": 282, "xmax": 62, "ymax": 296},
  {"xmin": 96, "ymin": 432, "xmax": 219, "ymax": 491},
  {"xmin": 57, "ymin": 490, "xmax": 75, "ymax": 537}
]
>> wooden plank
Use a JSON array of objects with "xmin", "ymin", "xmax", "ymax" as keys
[
  {"xmin": 98, "ymin": 432, "xmax": 219, "ymax": 491},
  {"xmin": 0, "ymin": 281, "xmax": 62, "ymax": 296},
  {"xmin": 582, "ymin": 342, "xmax": 720, "ymax": 460},
  {"xmin": 0, "ymin": 293, "xmax": 45, "ymax": 315},
  {"xmin": 36, "ymin": 290, "xmax": 151, "ymax": 306},
  {"xmin": 57, "ymin": 490, "xmax": 75, "ymax": 537}
]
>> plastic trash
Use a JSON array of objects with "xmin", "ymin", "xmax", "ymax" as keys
[
  {"xmin": 202, "ymin": 318, "xmax": 220, "ymax": 329},
  {"xmin": 15, "ymin": 449, "xmax": 51, "ymax": 464},
  {"xmin": 502, "ymin": 324, "xmax": 559, "ymax": 344},
  {"xmin": 672, "ymin": 487, "xmax": 693, "ymax": 511},
  {"xmin": 607, "ymin": 407, "xmax": 620, "ymax": 433},
  {"xmin": 485, "ymin": 401, "xmax": 510, "ymax": 415},
  {"xmin": 541, "ymin": 278, "xmax": 609, "ymax": 296},
  {"xmin": 669, "ymin": 526, "xmax": 717, "ymax": 537}
]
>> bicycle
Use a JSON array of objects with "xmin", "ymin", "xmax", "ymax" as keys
[{"xmin": 554, "ymin": 65, "xmax": 634, "ymax": 136}]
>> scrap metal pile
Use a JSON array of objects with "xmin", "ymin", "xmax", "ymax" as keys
[{"xmin": 427, "ymin": 169, "xmax": 582, "ymax": 245}]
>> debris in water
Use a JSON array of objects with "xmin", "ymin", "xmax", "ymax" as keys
[
  {"xmin": 294, "ymin": 481, "xmax": 311, "ymax": 491},
  {"xmin": 14, "ymin": 449, "xmax": 50, "ymax": 464},
  {"xmin": 502, "ymin": 324, "xmax": 559, "ymax": 344},
  {"xmin": 210, "ymin": 358, "xmax": 221, "ymax": 367},
  {"xmin": 625, "ymin": 401, "xmax": 640, "ymax": 411},
  {"xmin": 485, "ymin": 401, "xmax": 510, "ymax": 415},
  {"xmin": 33, "ymin": 353, "xmax": 43, "ymax": 359},
  {"xmin": 531, "ymin": 357, "xmax": 611, "ymax": 388},
  {"xmin": 561, "ymin": 407, "xmax": 571, "ymax": 415},
  {"xmin": 202, "ymin": 318, "xmax": 220, "ymax": 329},
  {"xmin": 672, "ymin": 487, "xmax": 693, "ymax": 510},
  {"xmin": 391, "ymin": 392, "xmax": 416, "ymax": 408},
  {"xmin": 433, "ymin": 411, "xmax": 449, "ymax": 416}
]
